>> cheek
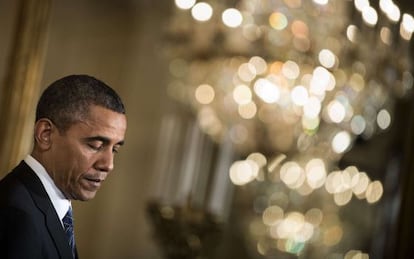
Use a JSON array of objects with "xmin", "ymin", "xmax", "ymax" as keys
[
  {"xmin": 73, "ymin": 149, "xmax": 98, "ymax": 173},
  {"xmin": 58, "ymin": 146, "xmax": 94, "ymax": 177}
]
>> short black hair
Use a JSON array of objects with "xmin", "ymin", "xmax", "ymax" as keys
[{"xmin": 36, "ymin": 75, "xmax": 125, "ymax": 131}]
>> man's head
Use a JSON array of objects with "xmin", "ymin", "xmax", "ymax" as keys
[
  {"xmin": 32, "ymin": 75, "xmax": 127, "ymax": 201},
  {"xmin": 36, "ymin": 74, "xmax": 125, "ymax": 132}
]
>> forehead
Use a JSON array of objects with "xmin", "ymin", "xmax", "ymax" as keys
[{"xmin": 68, "ymin": 105, "xmax": 127, "ymax": 140}]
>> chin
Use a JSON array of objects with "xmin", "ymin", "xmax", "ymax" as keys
[{"xmin": 75, "ymin": 191, "xmax": 98, "ymax": 201}]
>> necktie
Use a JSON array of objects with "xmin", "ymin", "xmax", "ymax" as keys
[{"xmin": 63, "ymin": 207, "xmax": 76, "ymax": 258}]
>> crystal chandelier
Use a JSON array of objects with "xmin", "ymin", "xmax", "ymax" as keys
[{"xmin": 150, "ymin": 0, "xmax": 414, "ymax": 257}]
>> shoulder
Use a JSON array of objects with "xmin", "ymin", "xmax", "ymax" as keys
[{"xmin": 0, "ymin": 162, "xmax": 37, "ymax": 209}]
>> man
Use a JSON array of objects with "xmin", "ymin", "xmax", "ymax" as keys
[{"xmin": 0, "ymin": 75, "xmax": 127, "ymax": 258}]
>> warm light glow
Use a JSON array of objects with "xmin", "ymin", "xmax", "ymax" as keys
[
  {"xmin": 269, "ymin": 12, "xmax": 288, "ymax": 30},
  {"xmin": 238, "ymin": 63, "xmax": 257, "ymax": 82},
  {"xmin": 222, "ymin": 8, "xmax": 243, "ymax": 28},
  {"xmin": 354, "ymin": 0, "xmax": 370, "ymax": 12},
  {"xmin": 319, "ymin": 49, "xmax": 336, "ymax": 68},
  {"xmin": 352, "ymin": 172, "xmax": 370, "ymax": 196},
  {"xmin": 263, "ymin": 205, "xmax": 284, "ymax": 226},
  {"xmin": 377, "ymin": 109, "xmax": 391, "ymax": 130},
  {"xmin": 327, "ymin": 100, "xmax": 346, "ymax": 123},
  {"xmin": 332, "ymin": 131, "xmax": 351, "ymax": 153},
  {"xmin": 366, "ymin": 180, "xmax": 383, "ymax": 203},
  {"xmin": 362, "ymin": 6, "xmax": 378, "ymax": 26},
  {"xmin": 334, "ymin": 189, "xmax": 353, "ymax": 206},
  {"xmin": 197, "ymin": 107, "xmax": 222, "ymax": 136},
  {"xmin": 249, "ymin": 56, "xmax": 268, "ymax": 75},
  {"xmin": 302, "ymin": 116, "xmax": 320, "ymax": 131},
  {"xmin": 346, "ymin": 25, "xmax": 358, "ymax": 43},
  {"xmin": 233, "ymin": 84, "xmax": 253, "ymax": 105},
  {"xmin": 310, "ymin": 66, "xmax": 335, "ymax": 95},
  {"xmin": 403, "ymin": 14, "xmax": 414, "ymax": 33},
  {"xmin": 195, "ymin": 84, "xmax": 215, "ymax": 104},
  {"xmin": 345, "ymin": 250, "xmax": 370, "ymax": 259},
  {"xmin": 282, "ymin": 61, "xmax": 300, "ymax": 80},
  {"xmin": 238, "ymin": 101, "xmax": 257, "ymax": 119},
  {"xmin": 229, "ymin": 160, "xmax": 259, "ymax": 185},
  {"xmin": 254, "ymin": 78, "xmax": 280, "ymax": 103},
  {"xmin": 167, "ymin": 2, "xmax": 408, "ymax": 252},
  {"xmin": 350, "ymin": 115, "xmax": 366, "ymax": 135},
  {"xmin": 380, "ymin": 0, "xmax": 401, "ymax": 22},
  {"xmin": 305, "ymin": 208, "xmax": 323, "ymax": 226},
  {"xmin": 305, "ymin": 158, "xmax": 327, "ymax": 189},
  {"xmin": 191, "ymin": 2, "xmax": 213, "ymax": 22},
  {"xmin": 247, "ymin": 152, "xmax": 267, "ymax": 168},
  {"xmin": 291, "ymin": 85, "xmax": 309, "ymax": 106},
  {"xmin": 349, "ymin": 73, "xmax": 365, "ymax": 92},
  {"xmin": 174, "ymin": 0, "xmax": 196, "ymax": 10},
  {"xmin": 280, "ymin": 161, "xmax": 304, "ymax": 188},
  {"xmin": 401, "ymin": 14, "xmax": 414, "ymax": 40},
  {"xmin": 313, "ymin": 0, "xmax": 328, "ymax": 5},
  {"xmin": 291, "ymin": 20, "xmax": 309, "ymax": 38},
  {"xmin": 380, "ymin": 27, "xmax": 392, "ymax": 45},
  {"xmin": 303, "ymin": 96, "xmax": 321, "ymax": 118}
]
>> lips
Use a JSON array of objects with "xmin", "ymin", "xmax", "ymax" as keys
[
  {"xmin": 85, "ymin": 177, "xmax": 102, "ymax": 183},
  {"xmin": 82, "ymin": 176, "xmax": 105, "ymax": 190}
]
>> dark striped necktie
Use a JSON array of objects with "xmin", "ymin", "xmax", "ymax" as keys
[{"xmin": 63, "ymin": 207, "xmax": 76, "ymax": 258}]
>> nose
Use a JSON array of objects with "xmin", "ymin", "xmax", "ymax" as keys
[{"xmin": 95, "ymin": 148, "xmax": 114, "ymax": 173}]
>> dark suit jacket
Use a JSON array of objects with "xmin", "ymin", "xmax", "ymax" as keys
[{"xmin": 0, "ymin": 161, "xmax": 78, "ymax": 259}]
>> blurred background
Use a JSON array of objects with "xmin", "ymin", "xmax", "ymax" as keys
[{"xmin": 1, "ymin": 0, "xmax": 414, "ymax": 258}]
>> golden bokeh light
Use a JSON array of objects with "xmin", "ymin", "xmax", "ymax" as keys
[
  {"xmin": 238, "ymin": 63, "xmax": 257, "ymax": 82},
  {"xmin": 174, "ymin": 0, "xmax": 195, "ymax": 10},
  {"xmin": 233, "ymin": 84, "xmax": 252, "ymax": 105},
  {"xmin": 377, "ymin": 109, "xmax": 391, "ymax": 130},
  {"xmin": 362, "ymin": 6, "xmax": 378, "ymax": 26},
  {"xmin": 165, "ymin": 0, "xmax": 411, "ymax": 256},
  {"xmin": 222, "ymin": 8, "xmax": 243, "ymax": 28},
  {"xmin": 238, "ymin": 101, "xmax": 257, "ymax": 119},
  {"xmin": 282, "ymin": 60, "xmax": 300, "ymax": 80},
  {"xmin": 229, "ymin": 160, "xmax": 259, "ymax": 185},
  {"xmin": 254, "ymin": 78, "xmax": 281, "ymax": 103},
  {"xmin": 191, "ymin": 2, "xmax": 213, "ymax": 22},
  {"xmin": 280, "ymin": 161, "xmax": 304, "ymax": 188},
  {"xmin": 366, "ymin": 180, "xmax": 383, "ymax": 203},
  {"xmin": 305, "ymin": 158, "xmax": 327, "ymax": 189},
  {"xmin": 263, "ymin": 205, "xmax": 284, "ymax": 226},
  {"xmin": 345, "ymin": 250, "xmax": 370, "ymax": 259},
  {"xmin": 331, "ymin": 131, "xmax": 351, "ymax": 154},
  {"xmin": 318, "ymin": 49, "xmax": 336, "ymax": 69},
  {"xmin": 195, "ymin": 84, "xmax": 215, "ymax": 104},
  {"xmin": 249, "ymin": 56, "xmax": 267, "ymax": 75},
  {"xmin": 291, "ymin": 85, "xmax": 309, "ymax": 106},
  {"xmin": 327, "ymin": 100, "xmax": 346, "ymax": 123},
  {"xmin": 269, "ymin": 12, "xmax": 288, "ymax": 30}
]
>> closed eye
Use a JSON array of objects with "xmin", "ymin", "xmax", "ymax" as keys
[{"xmin": 88, "ymin": 142, "xmax": 104, "ymax": 151}]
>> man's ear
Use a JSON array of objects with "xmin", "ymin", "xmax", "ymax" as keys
[{"xmin": 34, "ymin": 118, "xmax": 54, "ymax": 150}]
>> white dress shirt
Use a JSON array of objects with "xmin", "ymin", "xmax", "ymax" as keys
[{"xmin": 24, "ymin": 155, "xmax": 71, "ymax": 227}]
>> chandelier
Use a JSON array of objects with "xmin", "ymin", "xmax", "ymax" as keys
[{"xmin": 149, "ymin": 0, "xmax": 414, "ymax": 258}]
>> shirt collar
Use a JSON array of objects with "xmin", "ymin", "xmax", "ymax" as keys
[{"xmin": 24, "ymin": 155, "xmax": 71, "ymax": 222}]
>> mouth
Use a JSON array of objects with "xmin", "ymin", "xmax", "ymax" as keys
[{"xmin": 82, "ymin": 176, "xmax": 104, "ymax": 190}]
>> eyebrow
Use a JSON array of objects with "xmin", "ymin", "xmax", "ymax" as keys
[{"xmin": 83, "ymin": 136, "xmax": 125, "ymax": 146}]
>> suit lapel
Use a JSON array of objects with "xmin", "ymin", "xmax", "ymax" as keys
[{"xmin": 14, "ymin": 161, "xmax": 74, "ymax": 259}]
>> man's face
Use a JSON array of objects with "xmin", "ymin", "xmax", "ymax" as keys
[{"xmin": 47, "ymin": 105, "xmax": 127, "ymax": 201}]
